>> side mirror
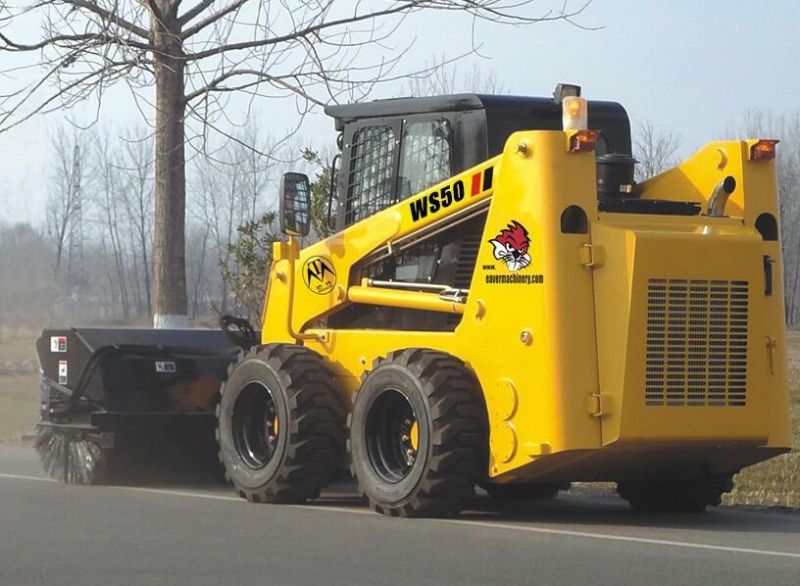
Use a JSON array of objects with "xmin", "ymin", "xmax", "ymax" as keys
[{"xmin": 279, "ymin": 172, "xmax": 311, "ymax": 237}]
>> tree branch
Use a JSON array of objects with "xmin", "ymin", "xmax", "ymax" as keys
[
  {"xmin": 0, "ymin": 59, "xmax": 140, "ymax": 133},
  {"xmin": 184, "ymin": 68, "xmax": 324, "ymax": 106},
  {"xmin": 61, "ymin": 0, "xmax": 151, "ymax": 39},
  {"xmin": 185, "ymin": 2, "xmax": 421, "ymax": 61},
  {"xmin": 0, "ymin": 31, "xmax": 154, "ymax": 53},
  {"xmin": 181, "ymin": 0, "xmax": 247, "ymax": 39},
  {"xmin": 177, "ymin": 0, "xmax": 215, "ymax": 26}
]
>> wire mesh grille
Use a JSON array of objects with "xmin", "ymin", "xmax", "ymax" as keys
[
  {"xmin": 282, "ymin": 175, "xmax": 310, "ymax": 234},
  {"xmin": 398, "ymin": 119, "xmax": 452, "ymax": 197},
  {"xmin": 645, "ymin": 279, "xmax": 749, "ymax": 407},
  {"xmin": 345, "ymin": 126, "xmax": 396, "ymax": 225}
]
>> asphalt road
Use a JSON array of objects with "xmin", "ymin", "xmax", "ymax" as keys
[{"xmin": 1, "ymin": 445, "xmax": 798, "ymax": 586}]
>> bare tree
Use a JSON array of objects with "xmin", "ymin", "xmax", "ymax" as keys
[
  {"xmin": 633, "ymin": 120, "xmax": 680, "ymax": 181},
  {"xmin": 736, "ymin": 110, "xmax": 800, "ymax": 324},
  {"xmin": 406, "ymin": 57, "xmax": 507, "ymax": 96},
  {"xmin": 117, "ymin": 129, "xmax": 155, "ymax": 318},
  {"xmin": 189, "ymin": 124, "xmax": 280, "ymax": 312},
  {"xmin": 187, "ymin": 222, "xmax": 212, "ymax": 319},
  {"xmin": 92, "ymin": 132, "xmax": 132, "ymax": 320},
  {"xmin": 46, "ymin": 127, "xmax": 87, "ymax": 280},
  {"xmin": 0, "ymin": 222, "xmax": 53, "ymax": 332},
  {"xmin": 193, "ymin": 145, "xmax": 239, "ymax": 313},
  {"xmin": 0, "ymin": 0, "xmax": 589, "ymax": 327}
]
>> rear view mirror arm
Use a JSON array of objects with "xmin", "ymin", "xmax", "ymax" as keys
[{"xmin": 326, "ymin": 154, "xmax": 340, "ymax": 232}]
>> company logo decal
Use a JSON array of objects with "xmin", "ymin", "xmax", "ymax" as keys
[
  {"xmin": 484, "ymin": 220, "xmax": 544, "ymax": 285},
  {"xmin": 489, "ymin": 221, "xmax": 531, "ymax": 271},
  {"xmin": 302, "ymin": 255, "xmax": 336, "ymax": 295}
]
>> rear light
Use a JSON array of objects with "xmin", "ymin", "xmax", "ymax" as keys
[
  {"xmin": 750, "ymin": 139, "xmax": 779, "ymax": 161},
  {"xmin": 562, "ymin": 96, "xmax": 588, "ymax": 131},
  {"xmin": 569, "ymin": 129, "xmax": 601, "ymax": 153}
]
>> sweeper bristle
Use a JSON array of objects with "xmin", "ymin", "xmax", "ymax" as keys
[{"xmin": 34, "ymin": 427, "xmax": 106, "ymax": 485}]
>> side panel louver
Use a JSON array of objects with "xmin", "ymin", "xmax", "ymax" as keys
[{"xmin": 645, "ymin": 279, "xmax": 749, "ymax": 407}]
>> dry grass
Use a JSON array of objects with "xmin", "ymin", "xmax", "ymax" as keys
[
  {"xmin": 723, "ymin": 330, "xmax": 800, "ymax": 508},
  {"xmin": 0, "ymin": 325, "xmax": 798, "ymax": 508},
  {"xmin": 0, "ymin": 327, "xmax": 40, "ymax": 442},
  {"xmin": 0, "ymin": 374, "xmax": 39, "ymax": 442}
]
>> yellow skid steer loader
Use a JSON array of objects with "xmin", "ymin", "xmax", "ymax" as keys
[{"xmin": 216, "ymin": 85, "xmax": 791, "ymax": 516}]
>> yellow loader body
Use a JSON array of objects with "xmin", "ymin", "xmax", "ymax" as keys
[{"xmin": 262, "ymin": 130, "xmax": 791, "ymax": 483}]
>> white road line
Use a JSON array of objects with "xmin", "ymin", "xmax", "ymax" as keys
[
  {"xmin": 2, "ymin": 472, "xmax": 799, "ymax": 560},
  {"xmin": 108, "ymin": 485, "xmax": 241, "ymax": 502},
  {"xmin": 0, "ymin": 473, "xmax": 52, "ymax": 483},
  {"xmin": 448, "ymin": 519, "xmax": 800, "ymax": 560}
]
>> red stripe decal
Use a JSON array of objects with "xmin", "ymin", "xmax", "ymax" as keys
[{"xmin": 470, "ymin": 172, "xmax": 482, "ymax": 196}]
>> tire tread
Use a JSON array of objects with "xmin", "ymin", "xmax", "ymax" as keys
[
  {"xmin": 350, "ymin": 348, "xmax": 488, "ymax": 517},
  {"xmin": 218, "ymin": 344, "xmax": 346, "ymax": 504}
]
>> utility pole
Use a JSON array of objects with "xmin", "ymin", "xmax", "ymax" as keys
[{"xmin": 67, "ymin": 143, "xmax": 86, "ymax": 295}]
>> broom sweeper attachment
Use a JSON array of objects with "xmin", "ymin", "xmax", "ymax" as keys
[{"xmin": 35, "ymin": 327, "xmax": 241, "ymax": 484}]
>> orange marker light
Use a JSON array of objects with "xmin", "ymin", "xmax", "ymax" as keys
[
  {"xmin": 569, "ymin": 129, "xmax": 601, "ymax": 153},
  {"xmin": 750, "ymin": 139, "xmax": 779, "ymax": 161}
]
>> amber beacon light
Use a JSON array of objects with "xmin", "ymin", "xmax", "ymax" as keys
[
  {"xmin": 569, "ymin": 129, "xmax": 601, "ymax": 153},
  {"xmin": 750, "ymin": 139, "xmax": 779, "ymax": 161}
]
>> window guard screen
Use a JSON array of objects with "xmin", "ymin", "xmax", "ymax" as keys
[
  {"xmin": 399, "ymin": 119, "xmax": 452, "ymax": 198},
  {"xmin": 345, "ymin": 125, "xmax": 396, "ymax": 225}
]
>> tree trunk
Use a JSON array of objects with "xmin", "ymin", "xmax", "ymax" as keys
[{"xmin": 152, "ymin": 6, "xmax": 188, "ymax": 329}]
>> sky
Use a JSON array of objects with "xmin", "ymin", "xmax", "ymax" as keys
[{"xmin": 0, "ymin": 0, "xmax": 798, "ymax": 225}]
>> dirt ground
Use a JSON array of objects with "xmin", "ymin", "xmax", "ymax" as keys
[{"xmin": 1, "ymin": 326, "xmax": 798, "ymax": 507}]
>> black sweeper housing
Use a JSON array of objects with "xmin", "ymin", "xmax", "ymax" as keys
[{"xmin": 35, "ymin": 328, "xmax": 238, "ymax": 484}]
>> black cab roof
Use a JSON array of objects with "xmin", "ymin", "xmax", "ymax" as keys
[{"xmin": 324, "ymin": 93, "xmax": 631, "ymax": 156}]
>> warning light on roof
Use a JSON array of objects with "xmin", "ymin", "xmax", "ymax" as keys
[
  {"xmin": 750, "ymin": 139, "xmax": 779, "ymax": 161},
  {"xmin": 562, "ymin": 96, "xmax": 588, "ymax": 131}
]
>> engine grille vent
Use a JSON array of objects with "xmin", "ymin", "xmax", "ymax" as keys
[{"xmin": 645, "ymin": 279, "xmax": 749, "ymax": 407}]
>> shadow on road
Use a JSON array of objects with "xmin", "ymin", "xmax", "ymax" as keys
[
  {"xmin": 306, "ymin": 486, "xmax": 800, "ymax": 535},
  {"xmin": 457, "ymin": 494, "xmax": 800, "ymax": 534}
]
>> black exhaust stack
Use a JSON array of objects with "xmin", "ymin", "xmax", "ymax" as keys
[{"xmin": 596, "ymin": 153, "xmax": 638, "ymax": 201}]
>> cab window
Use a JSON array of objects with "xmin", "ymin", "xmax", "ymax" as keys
[
  {"xmin": 398, "ymin": 119, "xmax": 453, "ymax": 198},
  {"xmin": 344, "ymin": 125, "xmax": 397, "ymax": 225}
]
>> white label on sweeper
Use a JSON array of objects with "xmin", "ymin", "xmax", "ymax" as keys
[
  {"xmin": 50, "ymin": 336, "xmax": 67, "ymax": 353},
  {"xmin": 155, "ymin": 361, "xmax": 176, "ymax": 374},
  {"xmin": 58, "ymin": 361, "xmax": 68, "ymax": 385}
]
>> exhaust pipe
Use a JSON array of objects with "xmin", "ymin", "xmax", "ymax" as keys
[{"xmin": 706, "ymin": 176, "xmax": 736, "ymax": 217}]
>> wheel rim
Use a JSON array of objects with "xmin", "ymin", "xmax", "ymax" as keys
[
  {"xmin": 365, "ymin": 387, "xmax": 419, "ymax": 483},
  {"xmin": 231, "ymin": 381, "xmax": 279, "ymax": 470}
]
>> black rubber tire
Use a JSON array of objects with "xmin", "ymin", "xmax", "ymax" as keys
[
  {"xmin": 348, "ymin": 349, "xmax": 488, "ymax": 517},
  {"xmin": 617, "ymin": 475, "xmax": 735, "ymax": 513},
  {"xmin": 217, "ymin": 344, "xmax": 346, "ymax": 503},
  {"xmin": 485, "ymin": 482, "xmax": 571, "ymax": 501}
]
